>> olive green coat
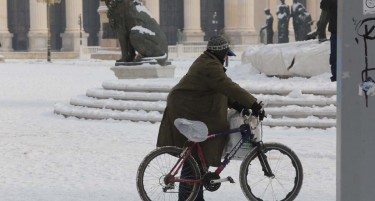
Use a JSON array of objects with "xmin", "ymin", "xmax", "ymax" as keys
[{"xmin": 157, "ymin": 51, "xmax": 257, "ymax": 167}]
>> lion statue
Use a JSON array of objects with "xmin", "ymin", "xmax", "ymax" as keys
[{"xmin": 104, "ymin": 0, "xmax": 168, "ymax": 66}]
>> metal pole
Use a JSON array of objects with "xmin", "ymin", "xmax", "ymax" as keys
[
  {"xmin": 79, "ymin": 14, "xmax": 82, "ymax": 46},
  {"xmin": 47, "ymin": 1, "xmax": 51, "ymax": 62},
  {"xmin": 339, "ymin": 0, "xmax": 375, "ymax": 200}
]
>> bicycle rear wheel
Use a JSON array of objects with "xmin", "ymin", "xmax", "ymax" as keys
[
  {"xmin": 239, "ymin": 143, "xmax": 303, "ymax": 201},
  {"xmin": 136, "ymin": 146, "xmax": 201, "ymax": 201}
]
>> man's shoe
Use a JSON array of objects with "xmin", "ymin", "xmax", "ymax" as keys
[{"xmin": 330, "ymin": 76, "xmax": 337, "ymax": 82}]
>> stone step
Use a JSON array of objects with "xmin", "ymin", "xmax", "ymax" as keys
[
  {"xmin": 54, "ymin": 103, "xmax": 335, "ymax": 128},
  {"xmin": 54, "ymin": 103, "xmax": 162, "ymax": 122},
  {"xmin": 101, "ymin": 79, "xmax": 336, "ymax": 95},
  {"xmin": 55, "ymin": 78, "xmax": 337, "ymax": 128},
  {"xmin": 70, "ymin": 95, "xmax": 166, "ymax": 112},
  {"xmin": 85, "ymin": 88, "xmax": 336, "ymax": 107},
  {"xmin": 265, "ymin": 105, "xmax": 336, "ymax": 118},
  {"xmin": 68, "ymin": 95, "xmax": 336, "ymax": 118},
  {"xmin": 262, "ymin": 117, "xmax": 336, "ymax": 128},
  {"xmin": 86, "ymin": 88, "xmax": 169, "ymax": 101}
]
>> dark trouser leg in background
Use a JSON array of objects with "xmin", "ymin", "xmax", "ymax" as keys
[
  {"xmin": 330, "ymin": 33, "xmax": 337, "ymax": 82},
  {"xmin": 179, "ymin": 162, "xmax": 204, "ymax": 201}
]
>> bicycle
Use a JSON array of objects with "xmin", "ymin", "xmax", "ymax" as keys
[{"xmin": 136, "ymin": 112, "xmax": 303, "ymax": 201}]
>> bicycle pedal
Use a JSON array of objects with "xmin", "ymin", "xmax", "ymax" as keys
[{"xmin": 227, "ymin": 176, "xmax": 235, "ymax": 183}]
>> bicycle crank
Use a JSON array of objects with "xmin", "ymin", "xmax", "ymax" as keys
[
  {"xmin": 203, "ymin": 172, "xmax": 221, "ymax": 192},
  {"xmin": 203, "ymin": 172, "xmax": 235, "ymax": 192}
]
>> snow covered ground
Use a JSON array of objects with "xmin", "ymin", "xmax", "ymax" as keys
[{"xmin": 0, "ymin": 58, "xmax": 335, "ymax": 201}]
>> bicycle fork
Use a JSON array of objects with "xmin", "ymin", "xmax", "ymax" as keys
[{"xmin": 256, "ymin": 142, "xmax": 275, "ymax": 178}]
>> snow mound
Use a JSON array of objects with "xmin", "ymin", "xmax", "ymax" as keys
[{"xmin": 242, "ymin": 40, "xmax": 331, "ymax": 77}]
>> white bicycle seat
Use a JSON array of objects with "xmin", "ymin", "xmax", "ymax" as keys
[{"xmin": 174, "ymin": 118, "xmax": 208, "ymax": 142}]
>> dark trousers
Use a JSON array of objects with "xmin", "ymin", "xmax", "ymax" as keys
[
  {"xmin": 178, "ymin": 162, "xmax": 204, "ymax": 201},
  {"xmin": 330, "ymin": 33, "xmax": 337, "ymax": 81}
]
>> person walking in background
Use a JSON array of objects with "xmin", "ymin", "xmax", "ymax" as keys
[
  {"xmin": 321, "ymin": 0, "xmax": 337, "ymax": 82},
  {"xmin": 306, "ymin": 1, "xmax": 329, "ymax": 42}
]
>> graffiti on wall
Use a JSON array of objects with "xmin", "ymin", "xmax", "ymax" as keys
[{"xmin": 354, "ymin": 17, "xmax": 375, "ymax": 107}]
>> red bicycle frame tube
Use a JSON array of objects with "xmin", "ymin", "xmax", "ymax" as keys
[
  {"xmin": 167, "ymin": 144, "xmax": 203, "ymax": 185},
  {"xmin": 167, "ymin": 125, "xmax": 251, "ymax": 184},
  {"xmin": 168, "ymin": 145, "xmax": 194, "ymax": 177}
]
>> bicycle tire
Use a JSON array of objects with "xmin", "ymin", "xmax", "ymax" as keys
[
  {"xmin": 239, "ymin": 143, "xmax": 303, "ymax": 201},
  {"xmin": 136, "ymin": 146, "xmax": 201, "ymax": 201}
]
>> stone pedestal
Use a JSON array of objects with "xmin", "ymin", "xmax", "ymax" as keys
[
  {"xmin": 225, "ymin": 31, "xmax": 258, "ymax": 45},
  {"xmin": 0, "ymin": 33, "xmax": 13, "ymax": 51},
  {"xmin": 28, "ymin": 32, "xmax": 48, "ymax": 51},
  {"xmin": 0, "ymin": 54, "xmax": 4, "ymax": 63},
  {"xmin": 111, "ymin": 65, "xmax": 176, "ymax": 79},
  {"xmin": 61, "ymin": 32, "xmax": 89, "ymax": 52},
  {"xmin": 28, "ymin": 0, "xmax": 48, "ymax": 51},
  {"xmin": 61, "ymin": 0, "xmax": 87, "ymax": 52},
  {"xmin": 182, "ymin": 32, "xmax": 205, "ymax": 43},
  {"xmin": 182, "ymin": 0, "xmax": 204, "ymax": 43},
  {"xmin": 0, "ymin": 0, "xmax": 13, "ymax": 51}
]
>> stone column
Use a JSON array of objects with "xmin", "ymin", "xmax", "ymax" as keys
[
  {"xmin": 270, "ymin": 0, "xmax": 279, "ymax": 33},
  {"xmin": 182, "ymin": 0, "xmax": 204, "ymax": 43},
  {"xmin": 238, "ymin": 0, "xmax": 255, "ymax": 32},
  {"xmin": 98, "ymin": 2, "xmax": 107, "ymax": 46},
  {"xmin": 144, "ymin": 0, "xmax": 160, "ymax": 23},
  {"xmin": 224, "ymin": 0, "xmax": 239, "ymax": 33},
  {"xmin": 238, "ymin": 0, "xmax": 257, "ymax": 44},
  {"xmin": 0, "ymin": 0, "xmax": 13, "ymax": 51},
  {"xmin": 306, "ymin": 0, "xmax": 320, "ymax": 29},
  {"xmin": 224, "ymin": 0, "xmax": 237, "ymax": 44},
  {"xmin": 61, "ymin": 0, "xmax": 88, "ymax": 52},
  {"xmin": 224, "ymin": 0, "xmax": 257, "ymax": 45},
  {"xmin": 253, "ymin": 0, "xmax": 267, "ymax": 38},
  {"xmin": 28, "ymin": 0, "xmax": 48, "ymax": 51},
  {"xmin": 97, "ymin": 2, "xmax": 118, "ymax": 49}
]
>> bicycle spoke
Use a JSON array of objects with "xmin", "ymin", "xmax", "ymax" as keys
[{"xmin": 260, "ymin": 178, "xmax": 273, "ymax": 199}]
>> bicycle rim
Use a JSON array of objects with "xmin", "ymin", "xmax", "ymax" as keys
[
  {"xmin": 136, "ymin": 146, "xmax": 201, "ymax": 201},
  {"xmin": 239, "ymin": 143, "xmax": 303, "ymax": 201}
]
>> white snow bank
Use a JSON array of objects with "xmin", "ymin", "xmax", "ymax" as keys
[{"xmin": 242, "ymin": 40, "xmax": 331, "ymax": 77}]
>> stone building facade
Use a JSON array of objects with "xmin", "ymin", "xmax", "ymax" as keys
[{"xmin": 0, "ymin": 0, "xmax": 322, "ymax": 52}]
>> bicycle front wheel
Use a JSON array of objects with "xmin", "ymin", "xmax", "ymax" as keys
[
  {"xmin": 136, "ymin": 146, "xmax": 201, "ymax": 201},
  {"xmin": 239, "ymin": 143, "xmax": 303, "ymax": 201}
]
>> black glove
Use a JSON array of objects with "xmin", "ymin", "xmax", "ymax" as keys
[
  {"xmin": 230, "ymin": 101, "xmax": 250, "ymax": 116},
  {"xmin": 251, "ymin": 101, "xmax": 266, "ymax": 120}
]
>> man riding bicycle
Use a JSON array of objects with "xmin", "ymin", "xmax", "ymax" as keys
[{"xmin": 156, "ymin": 35, "xmax": 264, "ymax": 201}]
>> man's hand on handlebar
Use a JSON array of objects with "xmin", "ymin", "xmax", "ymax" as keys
[
  {"xmin": 231, "ymin": 101, "xmax": 266, "ymax": 120},
  {"xmin": 250, "ymin": 101, "xmax": 266, "ymax": 121}
]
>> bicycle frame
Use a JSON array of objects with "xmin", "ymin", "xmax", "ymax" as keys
[{"xmin": 166, "ymin": 119, "xmax": 274, "ymax": 185}]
